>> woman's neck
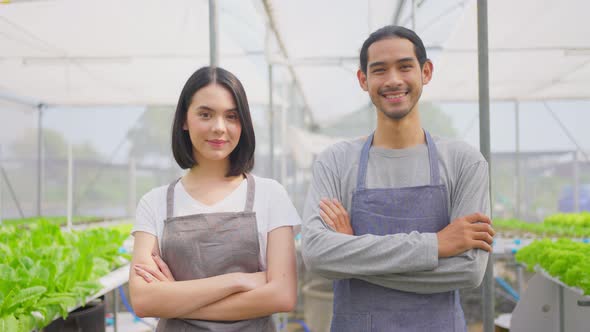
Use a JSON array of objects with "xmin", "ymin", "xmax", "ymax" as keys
[
  {"xmin": 182, "ymin": 159, "xmax": 245, "ymax": 205},
  {"xmin": 184, "ymin": 158, "xmax": 240, "ymax": 185}
]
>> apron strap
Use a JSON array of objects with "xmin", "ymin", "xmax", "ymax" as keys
[
  {"xmin": 166, "ymin": 177, "xmax": 182, "ymax": 219},
  {"xmin": 424, "ymin": 130, "xmax": 442, "ymax": 185},
  {"xmin": 356, "ymin": 133, "xmax": 374, "ymax": 190},
  {"xmin": 166, "ymin": 175, "xmax": 254, "ymax": 217},
  {"xmin": 356, "ymin": 129, "xmax": 442, "ymax": 189},
  {"xmin": 244, "ymin": 173, "xmax": 255, "ymax": 212}
]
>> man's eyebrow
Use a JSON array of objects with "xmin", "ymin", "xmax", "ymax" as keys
[
  {"xmin": 368, "ymin": 61, "xmax": 387, "ymax": 69},
  {"xmin": 368, "ymin": 57, "xmax": 416, "ymax": 69},
  {"xmin": 396, "ymin": 57, "xmax": 415, "ymax": 64}
]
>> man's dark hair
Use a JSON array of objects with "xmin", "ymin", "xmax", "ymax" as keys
[
  {"xmin": 171, "ymin": 66, "xmax": 255, "ymax": 176},
  {"xmin": 360, "ymin": 25, "xmax": 428, "ymax": 73}
]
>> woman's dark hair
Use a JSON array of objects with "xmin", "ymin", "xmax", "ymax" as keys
[
  {"xmin": 360, "ymin": 25, "xmax": 428, "ymax": 74},
  {"xmin": 171, "ymin": 66, "xmax": 255, "ymax": 176}
]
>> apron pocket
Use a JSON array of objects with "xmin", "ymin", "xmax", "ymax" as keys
[{"xmin": 330, "ymin": 313, "xmax": 370, "ymax": 332}]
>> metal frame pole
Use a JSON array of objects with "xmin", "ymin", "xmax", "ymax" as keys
[
  {"xmin": 477, "ymin": 1, "xmax": 494, "ymax": 331},
  {"xmin": 128, "ymin": 158, "xmax": 136, "ymax": 217},
  {"xmin": 268, "ymin": 64, "xmax": 274, "ymax": 178},
  {"xmin": 114, "ymin": 288, "xmax": 119, "ymax": 332},
  {"xmin": 208, "ymin": 0, "xmax": 219, "ymax": 67},
  {"xmin": 37, "ymin": 105, "xmax": 44, "ymax": 216},
  {"xmin": 573, "ymin": 151, "xmax": 579, "ymax": 212},
  {"xmin": 0, "ymin": 145, "xmax": 3, "ymax": 225},
  {"xmin": 411, "ymin": 0, "xmax": 417, "ymax": 30},
  {"xmin": 67, "ymin": 142, "xmax": 73, "ymax": 232},
  {"xmin": 559, "ymin": 285, "xmax": 565, "ymax": 332},
  {"xmin": 514, "ymin": 100, "xmax": 522, "ymax": 219}
]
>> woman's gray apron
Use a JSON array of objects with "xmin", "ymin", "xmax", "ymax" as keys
[
  {"xmin": 156, "ymin": 174, "xmax": 275, "ymax": 332},
  {"xmin": 331, "ymin": 130, "xmax": 466, "ymax": 332}
]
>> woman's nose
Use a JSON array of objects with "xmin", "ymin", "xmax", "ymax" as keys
[{"xmin": 211, "ymin": 116, "xmax": 226, "ymax": 133}]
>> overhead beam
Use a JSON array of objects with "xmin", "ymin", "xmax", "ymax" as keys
[
  {"xmin": 261, "ymin": 0, "xmax": 316, "ymax": 127},
  {"xmin": 392, "ymin": 0, "xmax": 406, "ymax": 25}
]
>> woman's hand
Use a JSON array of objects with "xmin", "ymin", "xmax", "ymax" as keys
[
  {"xmin": 134, "ymin": 254, "xmax": 267, "ymax": 292},
  {"xmin": 133, "ymin": 253, "xmax": 176, "ymax": 283},
  {"xmin": 319, "ymin": 198, "xmax": 354, "ymax": 235}
]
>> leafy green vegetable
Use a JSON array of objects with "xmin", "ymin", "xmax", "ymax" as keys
[
  {"xmin": 0, "ymin": 220, "xmax": 131, "ymax": 330},
  {"xmin": 1, "ymin": 216, "xmax": 107, "ymax": 227},
  {"xmin": 515, "ymin": 238, "xmax": 590, "ymax": 295},
  {"xmin": 494, "ymin": 213, "xmax": 590, "ymax": 237}
]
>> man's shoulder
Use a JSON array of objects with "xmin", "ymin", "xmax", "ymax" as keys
[
  {"xmin": 433, "ymin": 136, "xmax": 486, "ymax": 165},
  {"xmin": 316, "ymin": 136, "xmax": 365, "ymax": 165}
]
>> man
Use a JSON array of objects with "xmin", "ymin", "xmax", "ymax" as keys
[{"xmin": 301, "ymin": 25, "xmax": 495, "ymax": 332}]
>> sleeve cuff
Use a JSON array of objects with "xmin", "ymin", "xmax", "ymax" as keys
[{"xmin": 422, "ymin": 232, "xmax": 439, "ymax": 269}]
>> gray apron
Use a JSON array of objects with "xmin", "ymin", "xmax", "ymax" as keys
[
  {"xmin": 156, "ymin": 174, "xmax": 275, "ymax": 332},
  {"xmin": 331, "ymin": 130, "xmax": 466, "ymax": 332}
]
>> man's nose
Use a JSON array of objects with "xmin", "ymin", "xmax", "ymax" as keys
[{"xmin": 384, "ymin": 70, "xmax": 403, "ymax": 88}]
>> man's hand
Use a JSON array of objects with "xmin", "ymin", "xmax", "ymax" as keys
[
  {"xmin": 437, "ymin": 212, "xmax": 495, "ymax": 257},
  {"xmin": 319, "ymin": 198, "xmax": 354, "ymax": 235}
]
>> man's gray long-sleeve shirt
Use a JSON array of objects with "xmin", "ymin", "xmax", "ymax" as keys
[{"xmin": 301, "ymin": 135, "xmax": 490, "ymax": 294}]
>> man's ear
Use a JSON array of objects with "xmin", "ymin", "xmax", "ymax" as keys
[
  {"xmin": 357, "ymin": 69, "xmax": 369, "ymax": 91},
  {"xmin": 422, "ymin": 60, "xmax": 433, "ymax": 85}
]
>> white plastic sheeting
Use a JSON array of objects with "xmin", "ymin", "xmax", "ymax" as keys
[
  {"xmin": 424, "ymin": 0, "xmax": 590, "ymax": 101},
  {"xmin": 0, "ymin": 0, "xmax": 270, "ymax": 106},
  {"xmin": 1, "ymin": 0, "xmax": 589, "ymax": 121},
  {"xmin": 269, "ymin": 0, "xmax": 590, "ymax": 122}
]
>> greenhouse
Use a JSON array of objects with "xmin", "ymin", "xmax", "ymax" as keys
[{"xmin": 1, "ymin": 0, "xmax": 589, "ymax": 331}]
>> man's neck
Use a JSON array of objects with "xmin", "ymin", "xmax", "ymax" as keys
[{"xmin": 373, "ymin": 111, "xmax": 424, "ymax": 149}]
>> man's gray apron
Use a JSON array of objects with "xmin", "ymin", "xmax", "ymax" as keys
[
  {"xmin": 331, "ymin": 130, "xmax": 466, "ymax": 332},
  {"xmin": 156, "ymin": 174, "xmax": 275, "ymax": 332}
]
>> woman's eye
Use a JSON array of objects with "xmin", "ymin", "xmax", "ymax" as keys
[
  {"xmin": 198, "ymin": 112, "xmax": 211, "ymax": 119},
  {"xmin": 226, "ymin": 113, "xmax": 239, "ymax": 120}
]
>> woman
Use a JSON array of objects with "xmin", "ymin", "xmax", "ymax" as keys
[{"xmin": 129, "ymin": 66, "xmax": 300, "ymax": 331}]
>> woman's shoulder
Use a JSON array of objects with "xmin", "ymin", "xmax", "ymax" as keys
[
  {"xmin": 250, "ymin": 174, "xmax": 285, "ymax": 194},
  {"xmin": 138, "ymin": 183, "xmax": 173, "ymax": 207}
]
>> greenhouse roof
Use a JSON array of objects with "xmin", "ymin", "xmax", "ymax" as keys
[{"xmin": 1, "ymin": 0, "xmax": 589, "ymax": 125}]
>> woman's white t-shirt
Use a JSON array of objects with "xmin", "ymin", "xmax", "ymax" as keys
[{"xmin": 132, "ymin": 175, "xmax": 301, "ymax": 270}]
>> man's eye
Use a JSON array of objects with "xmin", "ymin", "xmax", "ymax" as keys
[{"xmin": 372, "ymin": 68, "xmax": 385, "ymax": 73}]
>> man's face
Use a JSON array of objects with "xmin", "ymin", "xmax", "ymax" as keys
[{"xmin": 357, "ymin": 37, "xmax": 433, "ymax": 121}]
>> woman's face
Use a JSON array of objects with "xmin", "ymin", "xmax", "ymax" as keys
[{"xmin": 183, "ymin": 83, "xmax": 242, "ymax": 164}]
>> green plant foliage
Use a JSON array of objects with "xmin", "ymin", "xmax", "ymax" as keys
[
  {"xmin": 0, "ymin": 220, "xmax": 130, "ymax": 331},
  {"xmin": 494, "ymin": 213, "xmax": 590, "ymax": 237},
  {"xmin": 544, "ymin": 212, "xmax": 590, "ymax": 228},
  {"xmin": 515, "ymin": 238, "xmax": 590, "ymax": 295},
  {"xmin": 2, "ymin": 216, "xmax": 103, "ymax": 227}
]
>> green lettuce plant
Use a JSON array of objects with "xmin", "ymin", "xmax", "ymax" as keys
[
  {"xmin": 0, "ymin": 221, "xmax": 131, "ymax": 331},
  {"xmin": 515, "ymin": 238, "xmax": 590, "ymax": 295},
  {"xmin": 494, "ymin": 213, "xmax": 590, "ymax": 237}
]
